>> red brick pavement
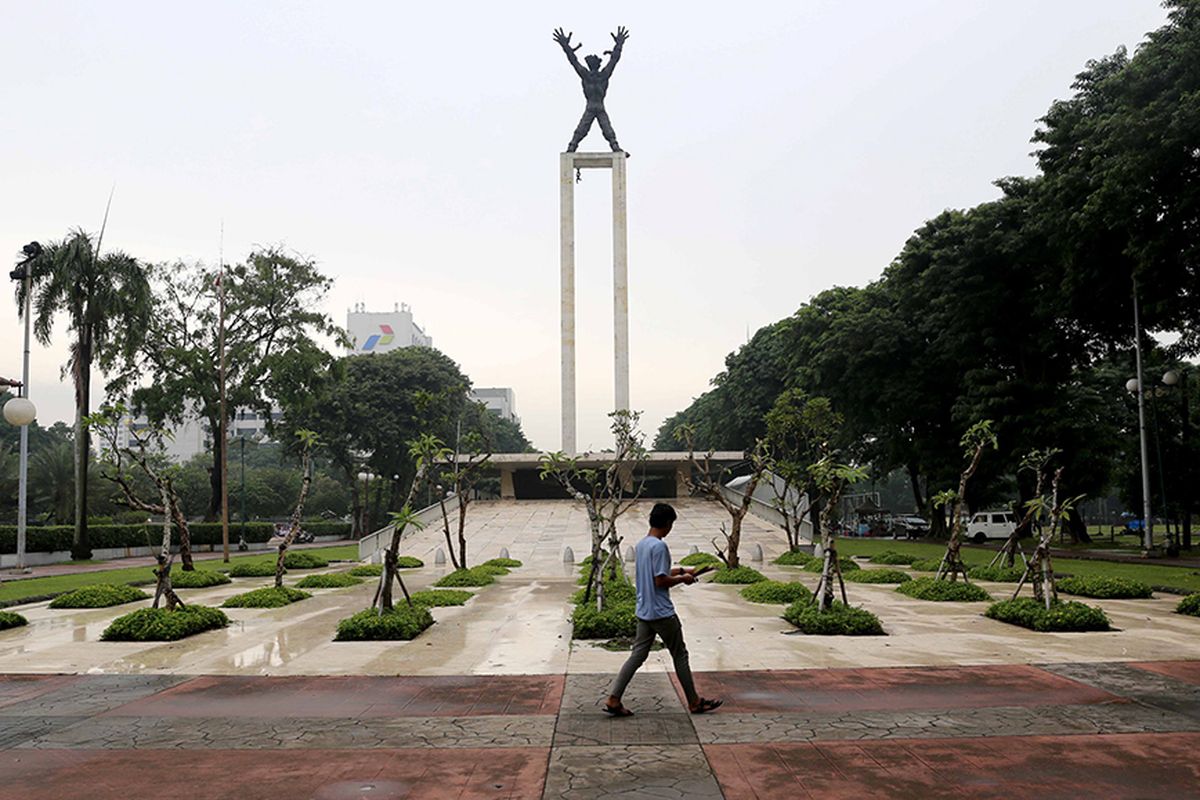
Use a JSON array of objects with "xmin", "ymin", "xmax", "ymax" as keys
[{"xmin": 1129, "ymin": 659, "xmax": 1200, "ymax": 686}]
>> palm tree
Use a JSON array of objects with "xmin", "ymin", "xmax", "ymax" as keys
[
  {"xmin": 29, "ymin": 441, "xmax": 74, "ymax": 524},
  {"xmin": 21, "ymin": 230, "xmax": 152, "ymax": 559}
]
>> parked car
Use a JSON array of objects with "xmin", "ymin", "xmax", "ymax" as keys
[
  {"xmin": 966, "ymin": 511, "xmax": 1018, "ymax": 543},
  {"xmin": 890, "ymin": 515, "xmax": 929, "ymax": 539}
]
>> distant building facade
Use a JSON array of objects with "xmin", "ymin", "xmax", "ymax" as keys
[
  {"xmin": 347, "ymin": 303, "xmax": 433, "ymax": 354},
  {"xmin": 470, "ymin": 387, "xmax": 519, "ymax": 425},
  {"xmin": 115, "ymin": 406, "xmax": 280, "ymax": 463}
]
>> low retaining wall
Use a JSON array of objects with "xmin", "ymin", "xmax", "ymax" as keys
[
  {"xmin": 357, "ymin": 500, "xmax": 447, "ymax": 562},
  {"xmin": 0, "ymin": 535, "xmax": 344, "ymax": 569}
]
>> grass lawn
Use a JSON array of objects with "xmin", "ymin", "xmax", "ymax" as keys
[
  {"xmin": 0, "ymin": 545, "xmax": 358, "ymax": 608},
  {"xmin": 834, "ymin": 539, "xmax": 1200, "ymax": 593}
]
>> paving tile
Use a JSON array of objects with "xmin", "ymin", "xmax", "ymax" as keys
[
  {"xmin": 0, "ymin": 716, "xmax": 88, "ymax": 749},
  {"xmin": 1128, "ymin": 659, "xmax": 1200, "ymax": 686},
  {"xmin": 0, "ymin": 747, "xmax": 550, "ymax": 800},
  {"xmin": 0, "ymin": 675, "xmax": 78, "ymax": 710},
  {"xmin": 101, "ymin": 674, "xmax": 564, "ymax": 718},
  {"xmin": 17, "ymin": 714, "xmax": 555, "ymax": 750},
  {"xmin": 553, "ymin": 714, "xmax": 698, "ymax": 746},
  {"xmin": 558, "ymin": 672, "xmax": 683, "ymax": 716},
  {"xmin": 706, "ymin": 732, "xmax": 1200, "ymax": 799},
  {"xmin": 0, "ymin": 674, "xmax": 187, "ymax": 716},
  {"xmin": 542, "ymin": 744, "xmax": 723, "ymax": 799},
  {"xmin": 1040, "ymin": 661, "xmax": 1200, "ymax": 721},
  {"xmin": 691, "ymin": 664, "xmax": 1118, "ymax": 714}
]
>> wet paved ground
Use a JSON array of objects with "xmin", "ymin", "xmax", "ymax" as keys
[{"xmin": 2, "ymin": 661, "xmax": 1199, "ymax": 799}]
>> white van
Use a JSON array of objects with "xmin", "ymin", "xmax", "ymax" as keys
[{"xmin": 966, "ymin": 511, "xmax": 1017, "ymax": 543}]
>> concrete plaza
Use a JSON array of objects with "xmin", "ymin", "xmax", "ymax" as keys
[{"xmin": 2, "ymin": 499, "xmax": 1200, "ymax": 798}]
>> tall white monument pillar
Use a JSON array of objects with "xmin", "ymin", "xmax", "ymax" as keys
[{"xmin": 560, "ymin": 151, "xmax": 630, "ymax": 455}]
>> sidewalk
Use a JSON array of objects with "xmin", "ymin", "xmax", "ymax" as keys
[{"xmin": 1, "ymin": 661, "xmax": 1197, "ymax": 799}]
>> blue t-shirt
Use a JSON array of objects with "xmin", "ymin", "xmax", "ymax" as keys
[{"xmin": 634, "ymin": 535, "xmax": 675, "ymax": 620}]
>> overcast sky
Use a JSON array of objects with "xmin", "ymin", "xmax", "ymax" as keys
[{"xmin": 0, "ymin": 1, "xmax": 1170, "ymax": 452}]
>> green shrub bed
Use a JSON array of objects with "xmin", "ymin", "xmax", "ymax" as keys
[
  {"xmin": 740, "ymin": 580, "xmax": 812, "ymax": 604},
  {"xmin": 349, "ymin": 564, "xmax": 382, "ymax": 576},
  {"xmin": 435, "ymin": 567, "xmax": 496, "ymax": 587},
  {"xmin": 475, "ymin": 564, "xmax": 511, "ymax": 576},
  {"xmin": 410, "ymin": 589, "xmax": 473, "ymax": 607},
  {"xmin": 282, "ymin": 551, "xmax": 329, "ymax": 569},
  {"xmin": 968, "ymin": 564, "xmax": 1027, "ymax": 582},
  {"xmin": 1176, "ymin": 594, "xmax": 1200, "ymax": 617},
  {"xmin": 0, "ymin": 522, "xmax": 276, "ymax": 553},
  {"xmin": 682, "ymin": 552, "xmax": 723, "ymax": 567},
  {"xmin": 170, "ymin": 569, "xmax": 232, "ymax": 588},
  {"xmin": 843, "ymin": 569, "xmax": 911, "ymax": 584},
  {"xmin": 802, "ymin": 556, "xmax": 860, "ymax": 573},
  {"xmin": 294, "ymin": 572, "xmax": 364, "ymax": 589},
  {"xmin": 0, "ymin": 610, "xmax": 28, "ymax": 630},
  {"xmin": 572, "ymin": 600, "xmax": 637, "ymax": 639},
  {"xmin": 782, "ymin": 600, "xmax": 884, "ymax": 635},
  {"xmin": 712, "ymin": 566, "xmax": 768, "ymax": 584},
  {"xmin": 869, "ymin": 551, "xmax": 917, "ymax": 565},
  {"xmin": 772, "ymin": 550, "xmax": 812, "ymax": 566},
  {"xmin": 334, "ymin": 605, "xmax": 434, "ymax": 641},
  {"xmin": 49, "ymin": 584, "xmax": 149, "ymax": 608},
  {"xmin": 227, "ymin": 561, "xmax": 278, "ymax": 578},
  {"xmin": 909, "ymin": 558, "xmax": 943, "ymax": 572},
  {"xmin": 896, "ymin": 577, "xmax": 991, "ymax": 602},
  {"xmin": 985, "ymin": 598, "xmax": 1111, "ymax": 632},
  {"xmin": 1056, "ymin": 575, "xmax": 1153, "ymax": 599},
  {"xmin": 222, "ymin": 587, "xmax": 311, "ymax": 608},
  {"xmin": 484, "ymin": 558, "xmax": 523, "ymax": 569},
  {"xmin": 101, "ymin": 605, "xmax": 229, "ymax": 641}
]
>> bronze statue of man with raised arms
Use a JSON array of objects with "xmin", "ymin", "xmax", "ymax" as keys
[{"xmin": 553, "ymin": 26, "xmax": 630, "ymax": 153}]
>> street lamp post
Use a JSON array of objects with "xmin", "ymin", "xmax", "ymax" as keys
[
  {"xmin": 6, "ymin": 242, "xmax": 42, "ymax": 572},
  {"xmin": 357, "ymin": 471, "xmax": 377, "ymax": 535},
  {"xmin": 1129, "ymin": 280, "xmax": 1155, "ymax": 555},
  {"xmin": 238, "ymin": 435, "xmax": 248, "ymax": 551},
  {"xmin": 1164, "ymin": 369, "xmax": 1191, "ymax": 550}
]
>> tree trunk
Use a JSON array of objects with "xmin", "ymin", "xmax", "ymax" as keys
[
  {"xmin": 808, "ymin": 496, "xmax": 822, "ymax": 545},
  {"xmin": 456, "ymin": 495, "xmax": 469, "ymax": 569},
  {"xmin": 1063, "ymin": 506, "xmax": 1092, "ymax": 544},
  {"xmin": 726, "ymin": 511, "xmax": 743, "ymax": 568},
  {"xmin": 275, "ymin": 453, "xmax": 314, "ymax": 588},
  {"xmin": 206, "ymin": 424, "xmax": 223, "ymax": 522},
  {"xmin": 166, "ymin": 478, "xmax": 195, "ymax": 570},
  {"xmin": 72, "ymin": 333, "xmax": 92, "ymax": 560},
  {"xmin": 906, "ymin": 463, "xmax": 925, "ymax": 514}
]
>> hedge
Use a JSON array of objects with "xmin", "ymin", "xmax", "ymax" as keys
[
  {"xmin": 170, "ymin": 569, "xmax": 232, "ymax": 588},
  {"xmin": 0, "ymin": 610, "xmax": 28, "ymax": 630},
  {"xmin": 712, "ymin": 566, "xmax": 768, "ymax": 584},
  {"xmin": 681, "ymin": 552, "xmax": 723, "ymax": 567},
  {"xmin": 435, "ymin": 567, "xmax": 496, "ymax": 587},
  {"xmin": 968, "ymin": 564, "xmax": 1027, "ymax": 582},
  {"xmin": 483, "ymin": 558, "xmax": 523, "ymax": 569},
  {"xmin": 222, "ymin": 587, "xmax": 311, "ymax": 608},
  {"xmin": 228, "ymin": 561, "xmax": 278, "ymax": 578},
  {"xmin": 909, "ymin": 558, "xmax": 943, "ymax": 572},
  {"xmin": 1177, "ymin": 594, "xmax": 1200, "ymax": 617},
  {"xmin": 294, "ymin": 572, "xmax": 363, "ymax": 589},
  {"xmin": 782, "ymin": 600, "xmax": 884, "ymax": 635},
  {"xmin": 869, "ymin": 551, "xmax": 917, "ymax": 565},
  {"xmin": 101, "ymin": 605, "xmax": 229, "ymax": 641},
  {"xmin": 740, "ymin": 580, "xmax": 812, "ymax": 604},
  {"xmin": 985, "ymin": 598, "xmax": 1111, "ymax": 632},
  {"xmin": 282, "ymin": 551, "xmax": 328, "ymax": 569},
  {"xmin": 334, "ymin": 605, "xmax": 434, "ymax": 641},
  {"xmin": 572, "ymin": 600, "xmax": 637, "ymax": 639},
  {"xmin": 843, "ymin": 569, "xmax": 912, "ymax": 584},
  {"xmin": 49, "ymin": 584, "xmax": 149, "ymax": 609},
  {"xmin": 896, "ymin": 577, "xmax": 991, "ymax": 602},
  {"xmin": 347, "ymin": 557, "xmax": 422, "ymax": 577},
  {"xmin": 803, "ymin": 556, "xmax": 860, "ymax": 573},
  {"xmin": 1056, "ymin": 575, "xmax": 1154, "ymax": 599},
  {"xmin": 772, "ymin": 550, "xmax": 812, "ymax": 566},
  {"xmin": 410, "ymin": 589, "xmax": 473, "ymax": 607}
]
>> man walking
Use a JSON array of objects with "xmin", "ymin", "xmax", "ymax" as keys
[{"xmin": 604, "ymin": 502, "xmax": 723, "ymax": 716}]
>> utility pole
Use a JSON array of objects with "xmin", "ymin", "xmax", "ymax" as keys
[
  {"xmin": 218, "ymin": 260, "xmax": 230, "ymax": 562},
  {"xmin": 1132, "ymin": 280, "xmax": 1154, "ymax": 555}
]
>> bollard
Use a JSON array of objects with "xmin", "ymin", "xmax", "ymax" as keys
[
  {"xmin": 688, "ymin": 544, "xmax": 699, "ymax": 555},
  {"xmin": 626, "ymin": 547, "xmax": 635, "ymax": 562},
  {"xmin": 563, "ymin": 546, "xmax": 575, "ymax": 563},
  {"xmin": 434, "ymin": 548, "xmax": 446, "ymax": 565},
  {"xmin": 750, "ymin": 543, "xmax": 764, "ymax": 562},
  {"xmin": 499, "ymin": 547, "xmax": 510, "ymax": 559}
]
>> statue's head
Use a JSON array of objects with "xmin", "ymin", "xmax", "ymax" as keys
[{"xmin": 584, "ymin": 54, "xmax": 602, "ymax": 72}]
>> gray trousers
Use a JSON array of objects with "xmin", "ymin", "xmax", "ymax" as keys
[{"xmin": 608, "ymin": 614, "xmax": 698, "ymax": 705}]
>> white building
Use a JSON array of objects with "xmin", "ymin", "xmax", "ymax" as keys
[
  {"xmin": 470, "ymin": 387, "xmax": 519, "ymax": 425},
  {"xmin": 347, "ymin": 303, "xmax": 432, "ymax": 354},
  {"xmin": 115, "ymin": 406, "xmax": 279, "ymax": 463}
]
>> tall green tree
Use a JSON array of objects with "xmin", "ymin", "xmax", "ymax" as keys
[
  {"xmin": 118, "ymin": 249, "xmax": 342, "ymax": 520},
  {"xmin": 23, "ymin": 230, "xmax": 151, "ymax": 558}
]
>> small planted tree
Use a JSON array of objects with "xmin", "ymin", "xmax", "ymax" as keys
[
  {"xmin": 933, "ymin": 420, "xmax": 997, "ymax": 582},
  {"xmin": 273, "ymin": 430, "xmax": 319, "ymax": 589},
  {"xmin": 676, "ymin": 423, "xmax": 770, "ymax": 568},
  {"xmin": 809, "ymin": 457, "xmax": 869, "ymax": 611},
  {"xmin": 540, "ymin": 410, "xmax": 646, "ymax": 609},
  {"xmin": 987, "ymin": 449, "xmax": 1057, "ymax": 570},
  {"xmin": 412, "ymin": 425, "xmax": 492, "ymax": 571},
  {"xmin": 1012, "ymin": 465, "xmax": 1084, "ymax": 609},
  {"xmin": 765, "ymin": 391, "xmax": 843, "ymax": 552}
]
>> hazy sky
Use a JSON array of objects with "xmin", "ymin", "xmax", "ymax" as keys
[{"xmin": 0, "ymin": 1, "xmax": 1170, "ymax": 452}]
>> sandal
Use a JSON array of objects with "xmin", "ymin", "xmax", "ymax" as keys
[
  {"xmin": 602, "ymin": 702, "xmax": 634, "ymax": 717},
  {"xmin": 690, "ymin": 698, "xmax": 723, "ymax": 714}
]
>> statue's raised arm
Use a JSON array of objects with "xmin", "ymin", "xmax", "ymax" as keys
[
  {"xmin": 601, "ymin": 26, "xmax": 629, "ymax": 78},
  {"xmin": 553, "ymin": 27, "xmax": 587, "ymax": 79}
]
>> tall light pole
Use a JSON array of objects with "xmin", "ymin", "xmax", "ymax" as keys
[
  {"xmin": 6, "ymin": 242, "xmax": 42, "ymax": 571},
  {"xmin": 1129, "ymin": 279, "xmax": 1154, "ymax": 554}
]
